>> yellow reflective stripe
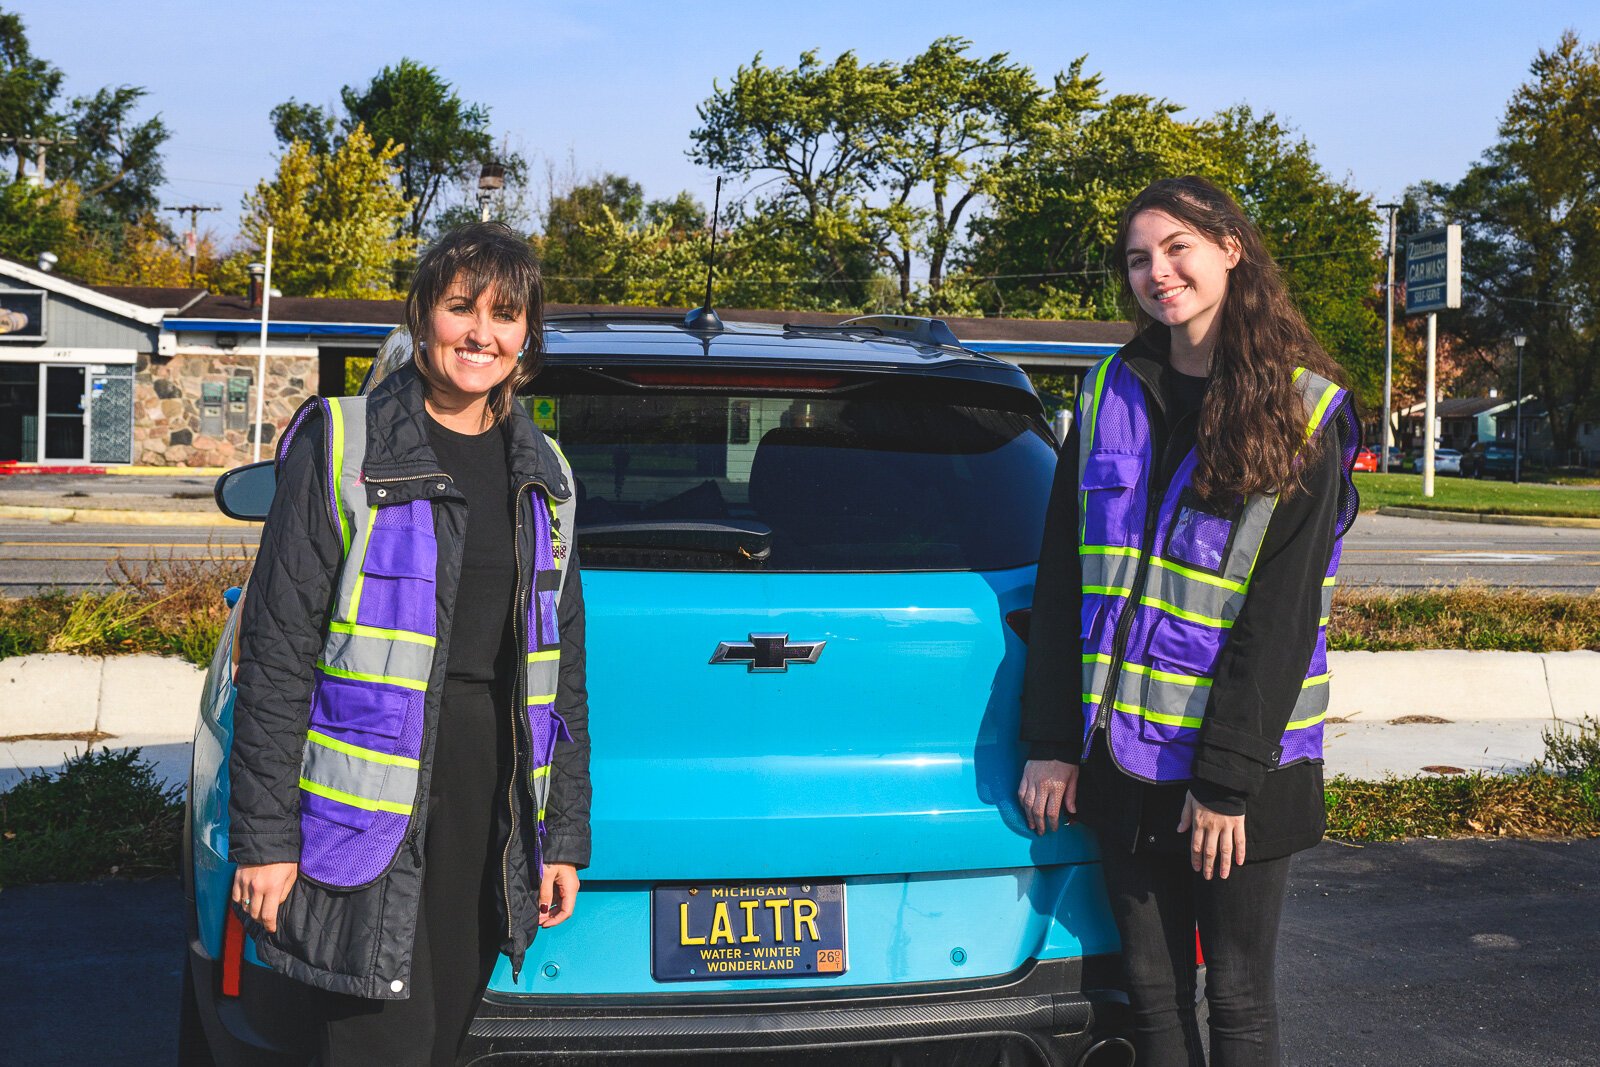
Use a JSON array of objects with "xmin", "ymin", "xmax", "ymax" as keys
[
  {"xmin": 1285, "ymin": 709, "xmax": 1326, "ymax": 731},
  {"xmin": 328, "ymin": 400, "xmax": 351, "ymax": 555},
  {"xmin": 1138, "ymin": 594, "xmax": 1234, "ymax": 628},
  {"xmin": 1304, "ymin": 381, "xmax": 1340, "ymax": 441},
  {"xmin": 1081, "ymin": 692, "xmax": 1099, "ymax": 705},
  {"xmin": 526, "ymin": 650, "xmax": 560, "ymax": 663},
  {"xmin": 1085, "ymin": 584, "xmax": 1133, "ymax": 597},
  {"xmin": 298, "ymin": 776, "xmax": 414, "ymax": 815},
  {"xmin": 1149, "ymin": 556, "xmax": 1249, "ymax": 593},
  {"xmin": 1302, "ymin": 672, "xmax": 1331, "ymax": 688},
  {"xmin": 326, "ymin": 621, "xmax": 436, "ymax": 647},
  {"xmin": 526, "ymin": 693, "xmax": 557, "ymax": 706},
  {"xmin": 1083, "ymin": 653, "xmax": 1214, "ymax": 688},
  {"xmin": 1319, "ymin": 616, "xmax": 1331, "ymax": 627},
  {"xmin": 1292, "ymin": 367, "xmax": 1307, "ymax": 382},
  {"xmin": 316, "ymin": 661, "xmax": 429, "ymax": 691},
  {"xmin": 306, "ymin": 729, "xmax": 420, "ymax": 769},
  {"xmin": 1323, "ymin": 576, "xmax": 1337, "ymax": 588},
  {"xmin": 530, "ymin": 764, "xmax": 550, "ymax": 779},
  {"xmin": 1110, "ymin": 698, "xmax": 1204, "ymax": 729},
  {"xmin": 347, "ymin": 516, "xmax": 377, "ymax": 622},
  {"xmin": 536, "ymin": 807, "xmax": 546, "ymax": 822},
  {"xmin": 1080, "ymin": 544, "xmax": 1141, "ymax": 558}
]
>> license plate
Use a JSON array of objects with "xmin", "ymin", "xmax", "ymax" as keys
[{"xmin": 651, "ymin": 880, "xmax": 847, "ymax": 981}]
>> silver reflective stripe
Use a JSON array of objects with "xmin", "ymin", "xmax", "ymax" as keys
[
  {"xmin": 531, "ymin": 765, "xmax": 551, "ymax": 823},
  {"xmin": 1320, "ymin": 580, "xmax": 1336, "ymax": 618},
  {"xmin": 322, "ymin": 628, "xmax": 435, "ymax": 687},
  {"xmin": 1101, "ymin": 659, "xmax": 1212, "ymax": 728},
  {"xmin": 1285, "ymin": 676, "xmax": 1331, "ymax": 730},
  {"xmin": 1081, "ymin": 548, "xmax": 1139, "ymax": 594},
  {"xmin": 302, "ymin": 733, "xmax": 419, "ymax": 812},
  {"xmin": 1219, "ymin": 493, "xmax": 1278, "ymax": 584},
  {"xmin": 525, "ymin": 654, "xmax": 559, "ymax": 705},
  {"xmin": 329, "ymin": 397, "xmax": 372, "ymax": 623},
  {"xmin": 1141, "ymin": 564, "xmax": 1248, "ymax": 627}
]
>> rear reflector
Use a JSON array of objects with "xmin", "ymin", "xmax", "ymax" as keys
[
  {"xmin": 221, "ymin": 908, "xmax": 245, "ymax": 998},
  {"xmin": 1005, "ymin": 608, "xmax": 1032, "ymax": 644},
  {"xmin": 618, "ymin": 370, "xmax": 846, "ymax": 390}
]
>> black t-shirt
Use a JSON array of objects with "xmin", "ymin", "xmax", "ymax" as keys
[{"xmin": 425, "ymin": 413, "xmax": 518, "ymax": 687}]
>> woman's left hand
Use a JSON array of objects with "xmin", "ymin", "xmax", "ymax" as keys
[
  {"xmin": 1177, "ymin": 791, "xmax": 1246, "ymax": 880},
  {"xmin": 539, "ymin": 863, "xmax": 581, "ymax": 927}
]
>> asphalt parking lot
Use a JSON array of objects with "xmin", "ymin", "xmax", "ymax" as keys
[{"xmin": 2, "ymin": 837, "xmax": 1595, "ymax": 1066}]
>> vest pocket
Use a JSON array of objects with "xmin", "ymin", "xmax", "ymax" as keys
[
  {"xmin": 1163, "ymin": 491, "xmax": 1239, "ymax": 576},
  {"xmin": 364, "ymin": 523, "xmax": 437, "ymax": 580},
  {"xmin": 1143, "ymin": 611, "xmax": 1223, "ymax": 680},
  {"xmin": 1080, "ymin": 450, "xmax": 1145, "ymax": 549},
  {"xmin": 355, "ymin": 521, "xmax": 437, "ymax": 635}
]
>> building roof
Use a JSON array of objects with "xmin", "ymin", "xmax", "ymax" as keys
[
  {"xmin": 91, "ymin": 286, "xmax": 208, "ymax": 314},
  {"xmin": 0, "ymin": 256, "xmax": 165, "ymax": 325},
  {"xmin": 1399, "ymin": 396, "xmax": 1531, "ymax": 418}
]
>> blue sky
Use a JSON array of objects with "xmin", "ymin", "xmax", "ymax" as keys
[{"xmin": 21, "ymin": 0, "xmax": 1600, "ymax": 242}]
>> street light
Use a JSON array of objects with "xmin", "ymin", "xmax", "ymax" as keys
[
  {"xmin": 1512, "ymin": 333, "xmax": 1527, "ymax": 484},
  {"xmin": 476, "ymin": 160, "xmax": 506, "ymax": 223}
]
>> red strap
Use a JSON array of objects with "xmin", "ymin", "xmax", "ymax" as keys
[{"xmin": 221, "ymin": 908, "xmax": 245, "ymax": 998}]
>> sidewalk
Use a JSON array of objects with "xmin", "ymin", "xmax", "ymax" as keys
[
  {"xmin": 2, "ymin": 651, "xmax": 1595, "ymax": 792},
  {"xmin": 0, "ymin": 471, "xmax": 246, "ymax": 526}
]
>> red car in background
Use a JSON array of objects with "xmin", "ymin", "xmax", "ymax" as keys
[{"xmin": 1352, "ymin": 448, "xmax": 1378, "ymax": 472}]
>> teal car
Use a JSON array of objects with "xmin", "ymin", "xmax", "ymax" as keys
[{"xmin": 181, "ymin": 313, "xmax": 1130, "ymax": 1066}]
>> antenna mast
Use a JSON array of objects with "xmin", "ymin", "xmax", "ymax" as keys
[{"xmin": 685, "ymin": 176, "xmax": 724, "ymax": 332}]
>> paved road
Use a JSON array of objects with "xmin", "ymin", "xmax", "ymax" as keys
[
  {"xmin": 1341, "ymin": 513, "xmax": 1600, "ymax": 591},
  {"xmin": 1, "ymin": 838, "xmax": 1595, "ymax": 1066},
  {"xmin": 0, "ymin": 521, "xmax": 259, "ymax": 594},
  {"xmin": 3, "ymin": 511, "xmax": 1600, "ymax": 595}
]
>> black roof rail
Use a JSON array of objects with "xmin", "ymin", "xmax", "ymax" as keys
[
  {"xmin": 837, "ymin": 315, "xmax": 962, "ymax": 349},
  {"xmin": 546, "ymin": 311, "xmax": 692, "ymax": 326}
]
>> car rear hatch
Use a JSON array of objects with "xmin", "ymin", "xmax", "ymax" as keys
[{"xmin": 488, "ymin": 363, "xmax": 1115, "ymax": 995}]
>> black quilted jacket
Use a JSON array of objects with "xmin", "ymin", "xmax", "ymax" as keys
[{"xmin": 228, "ymin": 364, "xmax": 591, "ymax": 997}]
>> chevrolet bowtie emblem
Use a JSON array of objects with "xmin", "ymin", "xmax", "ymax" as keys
[{"xmin": 710, "ymin": 633, "xmax": 826, "ymax": 673}]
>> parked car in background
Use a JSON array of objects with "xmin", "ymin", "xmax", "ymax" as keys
[
  {"xmin": 1352, "ymin": 447, "xmax": 1378, "ymax": 472},
  {"xmin": 1414, "ymin": 448, "xmax": 1464, "ymax": 475},
  {"xmin": 182, "ymin": 314, "xmax": 1132, "ymax": 1066},
  {"xmin": 1461, "ymin": 440, "xmax": 1517, "ymax": 479}
]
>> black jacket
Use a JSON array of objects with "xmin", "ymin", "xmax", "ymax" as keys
[
  {"xmin": 229, "ymin": 364, "xmax": 591, "ymax": 996},
  {"xmin": 1020, "ymin": 333, "xmax": 1354, "ymax": 859}
]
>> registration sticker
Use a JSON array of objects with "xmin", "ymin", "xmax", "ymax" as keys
[{"xmin": 650, "ymin": 881, "xmax": 847, "ymax": 981}]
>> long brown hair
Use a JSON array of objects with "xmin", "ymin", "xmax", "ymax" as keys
[
  {"xmin": 405, "ymin": 221, "xmax": 544, "ymax": 426},
  {"xmin": 1110, "ymin": 176, "xmax": 1344, "ymax": 503}
]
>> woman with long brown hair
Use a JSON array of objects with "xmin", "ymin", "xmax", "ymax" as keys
[{"xmin": 1016, "ymin": 176, "xmax": 1359, "ymax": 1065}]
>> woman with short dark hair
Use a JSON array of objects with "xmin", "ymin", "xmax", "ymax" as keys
[
  {"xmin": 229, "ymin": 221, "xmax": 590, "ymax": 1064},
  {"xmin": 1017, "ymin": 177, "xmax": 1360, "ymax": 1066}
]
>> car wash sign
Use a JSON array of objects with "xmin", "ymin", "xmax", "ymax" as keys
[{"xmin": 1406, "ymin": 225, "xmax": 1462, "ymax": 315}]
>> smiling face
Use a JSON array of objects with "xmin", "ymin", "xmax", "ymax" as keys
[
  {"xmin": 1123, "ymin": 208, "xmax": 1240, "ymax": 343},
  {"xmin": 421, "ymin": 276, "xmax": 528, "ymax": 415}
]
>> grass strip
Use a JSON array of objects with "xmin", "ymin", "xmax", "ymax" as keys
[
  {"xmin": 1326, "ymin": 717, "xmax": 1600, "ymax": 842},
  {"xmin": 0, "ymin": 748, "xmax": 183, "ymax": 887},
  {"xmin": 1354, "ymin": 472, "xmax": 1600, "ymax": 518},
  {"xmin": 1329, "ymin": 586, "xmax": 1600, "ymax": 652}
]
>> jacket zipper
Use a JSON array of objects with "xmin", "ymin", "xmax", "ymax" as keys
[{"xmin": 503, "ymin": 477, "xmax": 548, "ymax": 979}]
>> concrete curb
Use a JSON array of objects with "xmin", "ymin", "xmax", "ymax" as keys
[
  {"xmin": 104, "ymin": 466, "xmax": 228, "ymax": 477},
  {"xmin": 0, "ymin": 504, "xmax": 249, "ymax": 527},
  {"xmin": 1327, "ymin": 649, "xmax": 1600, "ymax": 723},
  {"xmin": 1377, "ymin": 505, "xmax": 1600, "ymax": 529}
]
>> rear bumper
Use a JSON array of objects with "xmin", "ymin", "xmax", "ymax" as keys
[{"xmin": 461, "ymin": 956, "xmax": 1129, "ymax": 1066}]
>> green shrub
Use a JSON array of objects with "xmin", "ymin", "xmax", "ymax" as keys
[{"xmin": 0, "ymin": 748, "xmax": 183, "ymax": 887}]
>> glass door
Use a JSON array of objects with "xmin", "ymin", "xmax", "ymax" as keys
[
  {"xmin": 42, "ymin": 364, "xmax": 88, "ymax": 462},
  {"xmin": 0, "ymin": 363, "xmax": 39, "ymax": 461}
]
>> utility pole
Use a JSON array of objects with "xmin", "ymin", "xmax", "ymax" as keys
[
  {"xmin": 0, "ymin": 135, "xmax": 79, "ymax": 185},
  {"xmin": 1378, "ymin": 203, "xmax": 1400, "ymax": 474},
  {"xmin": 164, "ymin": 204, "xmax": 221, "ymax": 286}
]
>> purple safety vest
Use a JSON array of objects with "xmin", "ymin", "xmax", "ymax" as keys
[{"xmin": 1077, "ymin": 357, "xmax": 1356, "ymax": 782}]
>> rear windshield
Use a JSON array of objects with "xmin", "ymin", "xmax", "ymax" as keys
[{"xmin": 530, "ymin": 377, "xmax": 1055, "ymax": 572}]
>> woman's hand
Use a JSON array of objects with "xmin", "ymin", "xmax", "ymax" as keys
[
  {"xmin": 1178, "ymin": 792, "xmax": 1246, "ymax": 880},
  {"xmin": 232, "ymin": 862, "xmax": 299, "ymax": 933},
  {"xmin": 540, "ymin": 863, "xmax": 580, "ymax": 927},
  {"xmin": 1017, "ymin": 759, "xmax": 1079, "ymax": 835}
]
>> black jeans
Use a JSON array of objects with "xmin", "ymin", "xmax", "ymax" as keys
[
  {"xmin": 316, "ymin": 684, "xmax": 510, "ymax": 1066},
  {"xmin": 1097, "ymin": 841, "xmax": 1292, "ymax": 1067}
]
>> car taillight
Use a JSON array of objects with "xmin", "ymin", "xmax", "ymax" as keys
[
  {"xmin": 221, "ymin": 908, "xmax": 245, "ymax": 998},
  {"xmin": 1005, "ymin": 608, "xmax": 1031, "ymax": 643}
]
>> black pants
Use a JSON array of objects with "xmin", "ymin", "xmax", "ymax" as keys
[
  {"xmin": 1097, "ymin": 841, "xmax": 1292, "ymax": 1067},
  {"xmin": 317, "ymin": 684, "xmax": 511, "ymax": 1066}
]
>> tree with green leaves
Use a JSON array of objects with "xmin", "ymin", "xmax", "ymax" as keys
[
  {"xmin": 229, "ymin": 125, "xmax": 417, "ymax": 299},
  {"xmin": 271, "ymin": 59, "xmax": 517, "ymax": 238},
  {"xmin": 1412, "ymin": 30, "xmax": 1600, "ymax": 452}
]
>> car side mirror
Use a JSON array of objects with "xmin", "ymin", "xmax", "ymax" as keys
[{"xmin": 214, "ymin": 461, "xmax": 277, "ymax": 521}]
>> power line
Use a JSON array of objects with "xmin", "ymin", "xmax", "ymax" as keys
[{"xmin": 0, "ymin": 135, "xmax": 78, "ymax": 184}]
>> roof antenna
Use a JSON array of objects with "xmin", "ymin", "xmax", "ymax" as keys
[{"xmin": 685, "ymin": 175, "xmax": 724, "ymax": 332}]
